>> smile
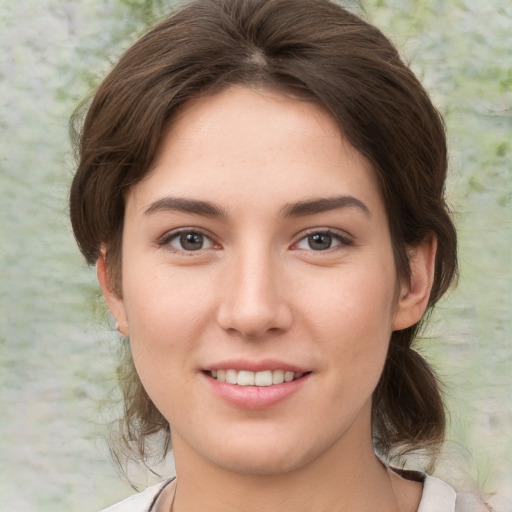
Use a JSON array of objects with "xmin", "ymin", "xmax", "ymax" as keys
[{"xmin": 209, "ymin": 369, "xmax": 305, "ymax": 386}]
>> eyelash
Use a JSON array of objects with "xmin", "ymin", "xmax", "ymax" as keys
[{"xmin": 157, "ymin": 228, "xmax": 353, "ymax": 254}]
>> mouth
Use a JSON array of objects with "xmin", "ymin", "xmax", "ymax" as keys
[{"xmin": 207, "ymin": 369, "xmax": 308, "ymax": 387}]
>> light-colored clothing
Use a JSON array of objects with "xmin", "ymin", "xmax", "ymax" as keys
[
  {"xmin": 101, "ymin": 474, "xmax": 464, "ymax": 512},
  {"xmin": 101, "ymin": 479, "xmax": 171, "ymax": 512},
  {"xmin": 418, "ymin": 476, "xmax": 457, "ymax": 511}
]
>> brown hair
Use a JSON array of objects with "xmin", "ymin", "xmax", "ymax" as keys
[{"xmin": 70, "ymin": 0, "xmax": 457, "ymax": 470}]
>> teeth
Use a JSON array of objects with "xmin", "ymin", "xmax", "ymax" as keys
[
  {"xmin": 238, "ymin": 370, "xmax": 255, "ymax": 386},
  {"xmin": 272, "ymin": 369, "xmax": 284, "ymax": 384},
  {"xmin": 226, "ymin": 369, "xmax": 237, "ymax": 384},
  {"xmin": 210, "ymin": 369, "xmax": 305, "ymax": 386},
  {"xmin": 254, "ymin": 370, "xmax": 272, "ymax": 386}
]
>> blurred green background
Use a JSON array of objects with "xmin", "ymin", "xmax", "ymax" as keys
[{"xmin": 1, "ymin": 0, "xmax": 510, "ymax": 510}]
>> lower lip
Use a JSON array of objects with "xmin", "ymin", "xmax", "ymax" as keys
[{"xmin": 202, "ymin": 372, "xmax": 310, "ymax": 409}]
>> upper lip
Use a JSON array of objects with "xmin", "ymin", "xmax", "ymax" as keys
[{"xmin": 203, "ymin": 358, "xmax": 310, "ymax": 373}]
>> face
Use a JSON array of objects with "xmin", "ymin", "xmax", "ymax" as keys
[{"xmin": 101, "ymin": 86, "xmax": 423, "ymax": 477}]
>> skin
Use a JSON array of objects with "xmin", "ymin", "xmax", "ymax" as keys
[{"xmin": 98, "ymin": 86, "xmax": 436, "ymax": 512}]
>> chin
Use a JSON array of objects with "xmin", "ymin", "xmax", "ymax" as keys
[
  {"xmin": 205, "ymin": 436, "xmax": 325, "ymax": 477},
  {"xmin": 217, "ymin": 452, "xmax": 306, "ymax": 477}
]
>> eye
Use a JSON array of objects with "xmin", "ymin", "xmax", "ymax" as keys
[
  {"xmin": 294, "ymin": 230, "xmax": 349, "ymax": 251},
  {"xmin": 163, "ymin": 230, "xmax": 215, "ymax": 252}
]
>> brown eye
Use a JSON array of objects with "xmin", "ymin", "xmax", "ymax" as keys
[
  {"xmin": 307, "ymin": 233, "xmax": 333, "ymax": 250},
  {"xmin": 180, "ymin": 232, "xmax": 204, "ymax": 251},
  {"xmin": 294, "ymin": 230, "xmax": 350, "ymax": 252},
  {"xmin": 164, "ymin": 230, "xmax": 214, "ymax": 252}
]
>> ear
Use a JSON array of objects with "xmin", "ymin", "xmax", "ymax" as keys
[
  {"xmin": 97, "ymin": 250, "xmax": 129, "ymax": 336},
  {"xmin": 392, "ymin": 235, "xmax": 437, "ymax": 331}
]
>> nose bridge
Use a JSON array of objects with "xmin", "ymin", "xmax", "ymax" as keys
[{"xmin": 218, "ymin": 240, "xmax": 290, "ymax": 338}]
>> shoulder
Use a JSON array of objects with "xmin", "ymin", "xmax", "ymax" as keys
[
  {"xmin": 419, "ymin": 475, "xmax": 490, "ymax": 512},
  {"xmin": 99, "ymin": 480, "xmax": 171, "ymax": 512}
]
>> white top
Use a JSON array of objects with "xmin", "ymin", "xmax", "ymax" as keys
[
  {"xmin": 101, "ymin": 475, "xmax": 462, "ymax": 512},
  {"xmin": 418, "ymin": 476, "xmax": 457, "ymax": 512}
]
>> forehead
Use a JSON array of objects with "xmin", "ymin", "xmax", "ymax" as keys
[{"xmin": 127, "ymin": 85, "xmax": 384, "ymax": 219}]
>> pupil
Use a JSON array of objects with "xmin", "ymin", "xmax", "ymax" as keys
[
  {"xmin": 309, "ymin": 233, "xmax": 331, "ymax": 250},
  {"xmin": 180, "ymin": 232, "xmax": 203, "ymax": 250}
]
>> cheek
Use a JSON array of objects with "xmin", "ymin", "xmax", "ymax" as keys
[
  {"xmin": 296, "ymin": 262, "xmax": 396, "ymax": 372},
  {"xmin": 120, "ymin": 269, "xmax": 213, "ymax": 421},
  {"xmin": 121, "ymin": 264, "xmax": 216, "ymax": 366},
  {"xmin": 299, "ymin": 260, "xmax": 397, "ymax": 326}
]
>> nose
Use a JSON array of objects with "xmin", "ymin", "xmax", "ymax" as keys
[{"xmin": 216, "ymin": 248, "xmax": 293, "ymax": 339}]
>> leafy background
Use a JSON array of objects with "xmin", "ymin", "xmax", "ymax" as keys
[{"xmin": 0, "ymin": 0, "xmax": 510, "ymax": 510}]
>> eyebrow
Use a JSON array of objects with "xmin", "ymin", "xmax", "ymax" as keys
[
  {"xmin": 143, "ymin": 194, "xmax": 370, "ymax": 219},
  {"xmin": 280, "ymin": 195, "xmax": 371, "ymax": 218},
  {"xmin": 144, "ymin": 197, "xmax": 228, "ymax": 218}
]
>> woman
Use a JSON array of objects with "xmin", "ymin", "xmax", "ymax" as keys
[{"xmin": 69, "ymin": 0, "xmax": 485, "ymax": 510}]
